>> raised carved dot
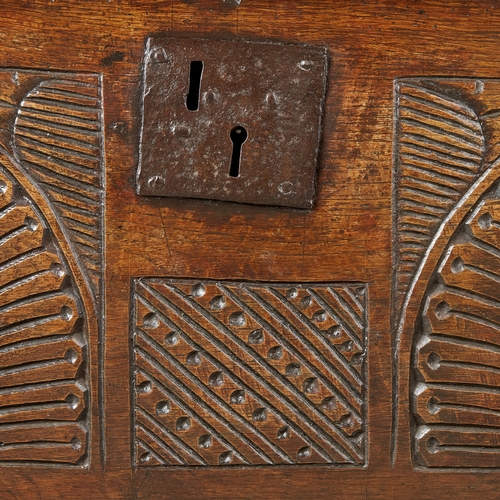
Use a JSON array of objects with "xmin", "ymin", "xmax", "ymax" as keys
[
  {"xmin": 139, "ymin": 452, "xmax": 152, "ymax": 463},
  {"xmin": 24, "ymin": 216, "xmax": 39, "ymax": 232},
  {"xmin": 198, "ymin": 434, "xmax": 213, "ymax": 449},
  {"xmin": 176, "ymin": 417, "xmax": 191, "ymax": 431},
  {"xmin": 228, "ymin": 311, "xmax": 246, "ymax": 327},
  {"xmin": 248, "ymin": 328, "xmax": 264, "ymax": 344},
  {"xmin": 164, "ymin": 331, "xmax": 179, "ymax": 346},
  {"xmin": 427, "ymin": 396, "xmax": 440, "ymax": 415},
  {"xmin": 312, "ymin": 309, "xmax": 327, "ymax": 322},
  {"xmin": 478, "ymin": 212, "xmax": 493, "ymax": 230},
  {"xmin": 219, "ymin": 451, "xmax": 233, "ymax": 465},
  {"xmin": 208, "ymin": 371, "xmax": 224, "ymax": 387},
  {"xmin": 156, "ymin": 400, "xmax": 171, "ymax": 415},
  {"xmin": 302, "ymin": 377, "xmax": 319, "ymax": 394},
  {"xmin": 277, "ymin": 425, "xmax": 290, "ymax": 440},
  {"xmin": 350, "ymin": 352, "xmax": 364, "ymax": 366},
  {"xmin": 49, "ymin": 262, "xmax": 65, "ymax": 278},
  {"xmin": 142, "ymin": 312, "xmax": 159, "ymax": 329},
  {"xmin": 427, "ymin": 352, "xmax": 441, "ymax": 370},
  {"xmin": 350, "ymin": 430, "xmax": 364, "ymax": 446},
  {"xmin": 450, "ymin": 257, "xmax": 465, "ymax": 274},
  {"xmin": 324, "ymin": 325, "xmax": 341, "ymax": 338},
  {"xmin": 267, "ymin": 345, "xmax": 283, "ymax": 360},
  {"xmin": 190, "ymin": 282, "xmax": 206, "ymax": 298},
  {"xmin": 186, "ymin": 351, "xmax": 202, "ymax": 366},
  {"xmin": 435, "ymin": 301, "xmax": 450, "ymax": 320},
  {"xmin": 252, "ymin": 408, "xmax": 268, "ymax": 422},
  {"xmin": 338, "ymin": 340, "xmax": 354, "ymax": 352},
  {"xmin": 0, "ymin": 180, "xmax": 7, "ymax": 195},
  {"xmin": 337, "ymin": 414, "xmax": 353, "ymax": 428},
  {"xmin": 285, "ymin": 362, "xmax": 301, "ymax": 377},
  {"xmin": 300, "ymin": 295, "xmax": 312, "ymax": 308},
  {"xmin": 137, "ymin": 381, "xmax": 153, "ymax": 394},
  {"xmin": 320, "ymin": 396, "xmax": 337, "ymax": 411},
  {"xmin": 70, "ymin": 436, "xmax": 82, "ymax": 451},
  {"xmin": 426, "ymin": 437, "xmax": 439, "ymax": 454},
  {"xmin": 297, "ymin": 446, "xmax": 312, "ymax": 459},
  {"xmin": 60, "ymin": 305, "xmax": 73, "ymax": 321},
  {"xmin": 230, "ymin": 390, "xmax": 246, "ymax": 405},
  {"xmin": 64, "ymin": 348, "xmax": 78, "ymax": 365},
  {"xmin": 286, "ymin": 288, "xmax": 298, "ymax": 299},
  {"xmin": 209, "ymin": 295, "xmax": 226, "ymax": 311},
  {"xmin": 65, "ymin": 394, "xmax": 80, "ymax": 409}
]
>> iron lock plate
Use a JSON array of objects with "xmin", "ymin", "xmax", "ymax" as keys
[{"xmin": 136, "ymin": 35, "xmax": 328, "ymax": 208}]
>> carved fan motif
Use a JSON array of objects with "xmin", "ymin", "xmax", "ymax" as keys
[
  {"xmin": 13, "ymin": 76, "xmax": 103, "ymax": 303},
  {"xmin": 394, "ymin": 78, "xmax": 500, "ymax": 469},
  {"xmin": 412, "ymin": 183, "xmax": 500, "ymax": 468},
  {"xmin": 0, "ymin": 158, "xmax": 89, "ymax": 465},
  {"xmin": 394, "ymin": 80, "xmax": 487, "ymax": 314}
]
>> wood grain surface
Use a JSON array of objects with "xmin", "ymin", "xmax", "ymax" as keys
[{"xmin": 1, "ymin": 0, "xmax": 500, "ymax": 498}]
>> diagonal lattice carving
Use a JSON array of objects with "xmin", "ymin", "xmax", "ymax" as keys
[{"xmin": 131, "ymin": 278, "xmax": 367, "ymax": 467}]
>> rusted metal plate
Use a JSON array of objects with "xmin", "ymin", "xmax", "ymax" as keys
[{"xmin": 136, "ymin": 35, "xmax": 328, "ymax": 208}]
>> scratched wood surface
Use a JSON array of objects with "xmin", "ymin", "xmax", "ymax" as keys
[{"xmin": 1, "ymin": 0, "xmax": 500, "ymax": 498}]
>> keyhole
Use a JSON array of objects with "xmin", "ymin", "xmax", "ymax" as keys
[
  {"xmin": 229, "ymin": 126, "xmax": 248, "ymax": 178},
  {"xmin": 186, "ymin": 61, "xmax": 203, "ymax": 111}
]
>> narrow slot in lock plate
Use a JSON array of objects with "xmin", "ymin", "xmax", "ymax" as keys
[{"xmin": 137, "ymin": 35, "xmax": 328, "ymax": 208}]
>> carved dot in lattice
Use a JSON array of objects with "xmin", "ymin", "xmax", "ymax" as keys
[
  {"xmin": 175, "ymin": 417, "xmax": 191, "ymax": 432},
  {"xmin": 156, "ymin": 401, "xmax": 171, "ymax": 415},
  {"xmin": 164, "ymin": 331, "xmax": 180, "ymax": 346},
  {"xmin": 248, "ymin": 328, "xmax": 264, "ymax": 345},
  {"xmin": 186, "ymin": 351, "xmax": 202, "ymax": 367},
  {"xmin": 198, "ymin": 434, "xmax": 213, "ymax": 449},
  {"xmin": 228, "ymin": 311, "xmax": 246, "ymax": 327},
  {"xmin": 230, "ymin": 390, "xmax": 246, "ymax": 405},
  {"xmin": 267, "ymin": 345, "xmax": 283, "ymax": 361},
  {"xmin": 209, "ymin": 295, "xmax": 226, "ymax": 311},
  {"xmin": 208, "ymin": 371, "xmax": 225, "ymax": 387}
]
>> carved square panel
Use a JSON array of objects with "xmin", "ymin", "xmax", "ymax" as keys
[{"xmin": 131, "ymin": 278, "xmax": 367, "ymax": 467}]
